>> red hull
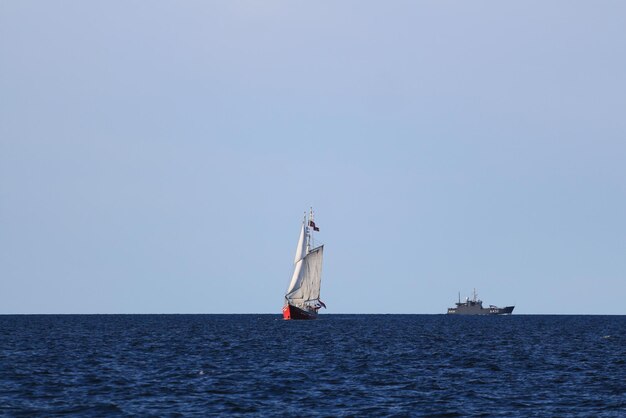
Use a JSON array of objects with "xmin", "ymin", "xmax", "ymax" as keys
[{"xmin": 282, "ymin": 304, "xmax": 318, "ymax": 320}]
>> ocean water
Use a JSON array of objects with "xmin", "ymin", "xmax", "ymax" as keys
[{"xmin": 0, "ymin": 315, "xmax": 624, "ymax": 417}]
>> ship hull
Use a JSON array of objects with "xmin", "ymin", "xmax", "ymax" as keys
[
  {"xmin": 282, "ymin": 304, "xmax": 318, "ymax": 320},
  {"xmin": 447, "ymin": 306, "xmax": 515, "ymax": 315},
  {"xmin": 492, "ymin": 306, "xmax": 514, "ymax": 315}
]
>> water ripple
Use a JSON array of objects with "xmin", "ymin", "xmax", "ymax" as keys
[{"xmin": 1, "ymin": 314, "xmax": 625, "ymax": 416}]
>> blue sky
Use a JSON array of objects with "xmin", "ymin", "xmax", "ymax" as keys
[{"xmin": 1, "ymin": 1, "xmax": 625, "ymax": 314}]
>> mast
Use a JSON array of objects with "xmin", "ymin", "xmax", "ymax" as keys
[
  {"xmin": 306, "ymin": 212, "xmax": 310, "ymax": 253},
  {"xmin": 309, "ymin": 207, "xmax": 314, "ymax": 250},
  {"xmin": 304, "ymin": 210, "xmax": 310, "ymax": 254}
]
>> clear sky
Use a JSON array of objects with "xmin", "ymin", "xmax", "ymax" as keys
[{"xmin": 1, "ymin": 1, "xmax": 625, "ymax": 314}]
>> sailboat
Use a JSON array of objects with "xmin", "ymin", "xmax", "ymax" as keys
[{"xmin": 282, "ymin": 208, "xmax": 326, "ymax": 320}]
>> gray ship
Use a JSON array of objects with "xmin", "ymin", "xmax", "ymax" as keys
[{"xmin": 447, "ymin": 289, "xmax": 514, "ymax": 315}]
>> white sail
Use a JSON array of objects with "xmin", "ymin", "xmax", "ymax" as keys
[
  {"xmin": 285, "ymin": 259, "xmax": 303, "ymax": 295},
  {"xmin": 303, "ymin": 246, "xmax": 323, "ymax": 302},
  {"xmin": 286, "ymin": 245, "xmax": 324, "ymax": 307},
  {"xmin": 286, "ymin": 222, "xmax": 307, "ymax": 295},
  {"xmin": 293, "ymin": 221, "xmax": 306, "ymax": 264}
]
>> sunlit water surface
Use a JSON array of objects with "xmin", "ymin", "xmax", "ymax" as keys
[{"xmin": 1, "ymin": 315, "xmax": 624, "ymax": 416}]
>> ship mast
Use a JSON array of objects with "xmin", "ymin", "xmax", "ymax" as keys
[
  {"xmin": 306, "ymin": 211, "xmax": 311, "ymax": 252},
  {"xmin": 309, "ymin": 207, "xmax": 314, "ymax": 249}
]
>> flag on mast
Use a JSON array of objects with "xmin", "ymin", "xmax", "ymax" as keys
[{"xmin": 308, "ymin": 207, "xmax": 319, "ymax": 231}]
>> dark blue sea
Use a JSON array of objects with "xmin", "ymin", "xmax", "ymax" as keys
[{"xmin": 1, "ymin": 315, "xmax": 624, "ymax": 416}]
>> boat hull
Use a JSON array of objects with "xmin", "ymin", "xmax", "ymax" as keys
[
  {"xmin": 491, "ymin": 306, "xmax": 515, "ymax": 315},
  {"xmin": 282, "ymin": 304, "xmax": 318, "ymax": 320}
]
